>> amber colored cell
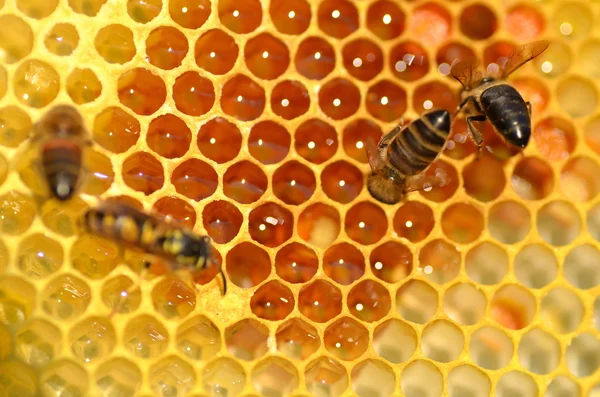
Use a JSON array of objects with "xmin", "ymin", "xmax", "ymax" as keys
[
  {"xmin": 413, "ymin": 81, "xmax": 457, "ymax": 115},
  {"xmin": 319, "ymin": 78, "xmax": 361, "ymax": 120},
  {"xmin": 419, "ymin": 239, "xmax": 461, "ymax": 284},
  {"xmin": 145, "ymin": 26, "xmax": 188, "ymax": 70},
  {"xmin": 146, "ymin": 114, "xmax": 190, "ymax": 159},
  {"xmin": 418, "ymin": 160, "xmax": 459, "ymax": 202},
  {"xmin": 321, "ymin": 161, "xmax": 363, "ymax": 204},
  {"xmin": 298, "ymin": 203, "xmax": 341, "ymax": 249},
  {"xmin": 441, "ymin": 202, "xmax": 484, "ymax": 244},
  {"xmin": 197, "ymin": 117, "xmax": 242, "ymax": 164},
  {"xmin": 459, "ymin": 4, "xmax": 497, "ymax": 40},
  {"xmin": 202, "ymin": 201, "xmax": 242, "ymax": 244},
  {"xmin": 295, "ymin": 37, "xmax": 336, "ymax": 80},
  {"xmin": 318, "ymin": 0, "xmax": 358, "ymax": 39},
  {"xmin": 298, "ymin": 280, "xmax": 342, "ymax": 323},
  {"xmin": 0, "ymin": 15, "xmax": 33, "ymax": 64},
  {"xmin": 0, "ymin": 154, "xmax": 7, "ymax": 186},
  {"xmin": 366, "ymin": 80, "xmax": 407, "ymax": 123},
  {"xmin": 275, "ymin": 243, "xmax": 318, "ymax": 284},
  {"xmin": 68, "ymin": 0, "xmax": 106, "ymax": 15},
  {"xmin": 534, "ymin": 117, "xmax": 577, "ymax": 161},
  {"xmin": 245, "ymin": 33, "xmax": 290, "ymax": 80},
  {"xmin": 223, "ymin": 161, "xmax": 268, "ymax": 204},
  {"xmin": 511, "ymin": 156, "xmax": 554, "ymax": 200},
  {"xmin": 225, "ymin": 318, "xmax": 268, "ymax": 361},
  {"xmin": 409, "ymin": 3, "xmax": 451, "ymax": 45},
  {"xmin": 94, "ymin": 24, "xmax": 135, "ymax": 64},
  {"xmin": 152, "ymin": 196, "xmax": 196, "ymax": 230},
  {"xmin": 367, "ymin": 0, "xmax": 405, "ymax": 40},
  {"xmin": 41, "ymin": 274, "xmax": 91, "ymax": 320},
  {"xmin": 66, "ymin": 68, "xmax": 102, "ymax": 105},
  {"xmin": 276, "ymin": 318, "xmax": 320, "ymax": 360},
  {"xmin": 221, "ymin": 74, "xmax": 266, "ymax": 121},
  {"xmin": 323, "ymin": 243, "xmax": 365, "ymax": 286},
  {"xmin": 122, "ymin": 152, "xmax": 164, "ymax": 195},
  {"xmin": 482, "ymin": 41, "xmax": 515, "ymax": 69},
  {"xmin": 370, "ymin": 241, "xmax": 412, "ymax": 284},
  {"xmin": 0, "ymin": 191, "xmax": 35, "ymax": 235},
  {"xmin": 194, "ymin": 29, "xmax": 238, "ymax": 75},
  {"xmin": 101, "ymin": 275, "xmax": 141, "ymax": 314},
  {"xmin": 45, "ymin": 23, "xmax": 79, "ymax": 56},
  {"xmin": 93, "ymin": 107, "xmax": 140, "ymax": 154},
  {"xmin": 17, "ymin": 233, "xmax": 64, "ymax": 279},
  {"xmin": 305, "ymin": 356, "xmax": 349, "ymax": 397},
  {"xmin": 171, "ymin": 159, "xmax": 217, "ymax": 201},
  {"xmin": 226, "ymin": 242, "xmax": 271, "ymax": 288},
  {"xmin": 512, "ymin": 77, "xmax": 550, "ymax": 115},
  {"xmin": 169, "ymin": 0, "xmax": 210, "ymax": 29},
  {"xmin": 272, "ymin": 161, "xmax": 316, "ymax": 205},
  {"xmin": 173, "ymin": 71, "xmax": 215, "ymax": 116},
  {"xmin": 295, "ymin": 118, "xmax": 338, "ymax": 164},
  {"xmin": 348, "ymin": 280, "xmax": 391, "ymax": 322},
  {"xmin": 69, "ymin": 317, "xmax": 116, "ymax": 362},
  {"xmin": 436, "ymin": 42, "xmax": 476, "ymax": 75},
  {"xmin": 270, "ymin": 0, "xmax": 311, "ymax": 35},
  {"xmin": 489, "ymin": 200, "xmax": 531, "ymax": 244},
  {"xmin": 151, "ymin": 277, "xmax": 196, "ymax": 319},
  {"xmin": 345, "ymin": 202, "xmax": 388, "ymax": 245},
  {"xmin": 117, "ymin": 68, "xmax": 167, "ymax": 115},
  {"xmin": 444, "ymin": 282, "xmax": 487, "ymax": 326},
  {"xmin": 491, "ymin": 285, "xmax": 536, "ymax": 330},
  {"xmin": 271, "ymin": 80, "xmax": 310, "ymax": 120},
  {"xmin": 0, "ymin": 106, "xmax": 31, "ymax": 148},
  {"xmin": 445, "ymin": 119, "xmax": 478, "ymax": 160},
  {"xmin": 251, "ymin": 280, "xmax": 295, "ymax": 321},
  {"xmin": 80, "ymin": 149, "xmax": 114, "ymax": 196},
  {"xmin": 342, "ymin": 39, "xmax": 384, "ymax": 82},
  {"xmin": 561, "ymin": 156, "xmax": 600, "ymax": 201},
  {"xmin": 249, "ymin": 202, "xmax": 294, "ymax": 248},
  {"xmin": 14, "ymin": 60, "xmax": 59, "ymax": 108},
  {"xmin": 506, "ymin": 5, "xmax": 544, "ymax": 41},
  {"xmin": 248, "ymin": 120, "xmax": 290, "ymax": 164},
  {"xmin": 127, "ymin": 0, "xmax": 161, "ymax": 23},
  {"xmin": 218, "ymin": 0, "xmax": 262, "ymax": 34},
  {"xmin": 393, "ymin": 201, "xmax": 435, "ymax": 243},
  {"xmin": 17, "ymin": 0, "xmax": 58, "ymax": 18},
  {"xmin": 463, "ymin": 155, "xmax": 506, "ymax": 202},
  {"xmin": 324, "ymin": 317, "xmax": 369, "ymax": 361},
  {"xmin": 342, "ymin": 119, "xmax": 382, "ymax": 164}
]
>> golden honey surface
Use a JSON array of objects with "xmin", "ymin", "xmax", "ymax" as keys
[{"xmin": 0, "ymin": 0, "xmax": 599, "ymax": 396}]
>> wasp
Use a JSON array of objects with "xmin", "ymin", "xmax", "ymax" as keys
[
  {"xmin": 451, "ymin": 40, "xmax": 549, "ymax": 152},
  {"xmin": 365, "ymin": 109, "xmax": 452, "ymax": 204}
]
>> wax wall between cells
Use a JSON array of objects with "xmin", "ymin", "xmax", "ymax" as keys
[{"xmin": 1, "ymin": 0, "xmax": 600, "ymax": 396}]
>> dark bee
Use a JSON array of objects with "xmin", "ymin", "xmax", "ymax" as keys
[
  {"xmin": 29, "ymin": 105, "xmax": 92, "ymax": 201},
  {"xmin": 451, "ymin": 40, "xmax": 549, "ymax": 152},
  {"xmin": 365, "ymin": 109, "xmax": 451, "ymax": 204}
]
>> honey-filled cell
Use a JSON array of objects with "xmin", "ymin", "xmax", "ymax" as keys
[
  {"xmin": 270, "ymin": 0, "xmax": 311, "ymax": 35},
  {"xmin": 409, "ymin": 3, "xmax": 452, "ymax": 45},
  {"xmin": 145, "ymin": 26, "xmax": 188, "ymax": 70},
  {"xmin": 248, "ymin": 120, "xmax": 290, "ymax": 164},
  {"xmin": 94, "ymin": 24, "xmax": 135, "ymax": 64},
  {"xmin": 295, "ymin": 36, "xmax": 336, "ymax": 80},
  {"xmin": 295, "ymin": 118, "xmax": 338, "ymax": 164},
  {"xmin": 221, "ymin": 74, "xmax": 266, "ymax": 121},
  {"xmin": 0, "ymin": 15, "xmax": 33, "ymax": 64},
  {"xmin": 14, "ymin": 60, "xmax": 60, "ymax": 108},
  {"xmin": 223, "ymin": 160, "xmax": 268, "ymax": 204},
  {"xmin": 93, "ymin": 106, "xmax": 141, "ymax": 154},
  {"xmin": 275, "ymin": 242, "xmax": 318, "ymax": 284},
  {"xmin": 121, "ymin": 152, "xmax": 164, "ymax": 195},
  {"xmin": 218, "ymin": 0, "xmax": 262, "ymax": 34},
  {"xmin": 127, "ymin": 0, "xmax": 161, "ymax": 23},
  {"xmin": 250, "ymin": 280, "xmax": 295, "ymax": 321},
  {"xmin": 45, "ymin": 23, "xmax": 79, "ymax": 56},
  {"xmin": 66, "ymin": 68, "xmax": 102, "ymax": 105},
  {"xmin": 366, "ymin": 80, "xmax": 407, "ymax": 123},
  {"xmin": 317, "ymin": 0, "xmax": 359, "ymax": 39},
  {"xmin": 202, "ymin": 200, "xmax": 242, "ymax": 244},
  {"xmin": 117, "ymin": 68, "xmax": 167, "ymax": 116},
  {"xmin": 271, "ymin": 80, "xmax": 310, "ymax": 120},
  {"xmin": 171, "ymin": 159, "xmax": 218, "ymax": 202},
  {"xmin": 272, "ymin": 160, "xmax": 316, "ymax": 205},
  {"xmin": 173, "ymin": 71, "xmax": 215, "ymax": 117}
]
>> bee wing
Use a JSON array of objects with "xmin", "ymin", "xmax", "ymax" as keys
[
  {"xmin": 404, "ymin": 164, "xmax": 451, "ymax": 194},
  {"xmin": 450, "ymin": 58, "xmax": 483, "ymax": 90},
  {"xmin": 365, "ymin": 136, "xmax": 385, "ymax": 172},
  {"xmin": 501, "ymin": 40, "xmax": 549, "ymax": 79}
]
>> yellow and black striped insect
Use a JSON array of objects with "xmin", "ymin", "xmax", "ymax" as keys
[{"xmin": 365, "ymin": 109, "xmax": 452, "ymax": 204}]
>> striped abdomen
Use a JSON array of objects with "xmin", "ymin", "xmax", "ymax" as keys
[
  {"xmin": 387, "ymin": 110, "xmax": 451, "ymax": 177},
  {"xmin": 42, "ymin": 139, "xmax": 82, "ymax": 201}
]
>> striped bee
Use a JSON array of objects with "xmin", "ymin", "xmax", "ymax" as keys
[{"xmin": 365, "ymin": 109, "xmax": 452, "ymax": 204}]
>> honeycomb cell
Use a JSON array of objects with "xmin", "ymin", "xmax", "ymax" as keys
[
  {"xmin": 148, "ymin": 355, "xmax": 196, "ymax": 397},
  {"xmin": 512, "ymin": 77, "xmax": 550, "ymax": 115},
  {"xmin": 390, "ymin": 41, "xmax": 429, "ymax": 82},
  {"xmin": 588, "ymin": 202, "xmax": 600, "ymax": 242},
  {"xmin": 252, "ymin": 357, "xmax": 299, "ymax": 397},
  {"xmin": 370, "ymin": 241, "xmax": 412, "ymax": 284},
  {"xmin": 127, "ymin": 0, "xmax": 161, "ymax": 23},
  {"xmin": 537, "ymin": 201, "xmax": 580, "ymax": 246},
  {"xmin": 443, "ymin": 282, "xmax": 486, "ymax": 325},
  {"xmin": 176, "ymin": 315, "xmax": 220, "ymax": 361},
  {"xmin": 40, "ymin": 359, "xmax": 88, "ymax": 397},
  {"xmin": 248, "ymin": 202, "xmax": 294, "ymax": 248},
  {"xmin": 17, "ymin": 0, "xmax": 58, "ymax": 18},
  {"xmin": 272, "ymin": 160, "xmax": 316, "ymax": 205},
  {"xmin": 218, "ymin": 0, "xmax": 262, "ymax": 34},
  {"xmin": 93, "ymin": 106, "xmax": 140, "ymax": 154},
  {"xmin": 225, "ymin": 318, "xmax": 269, "ymax": 361},
  {"xmin": 419, "ymin": 160, "xmax": 460, "ymax": 203},
  {"xmin": 122, "ymin": 152, "xmax": 164, "ymax": 195},
  {"xmin": 514, "ymin": 243, "xmax": 558, "ymax": 289},
  {"xmin": 413, "ymin": 81, "xmax": 457, "ymax": 115},
  {"xmin": 145, "ymin": 26, "xmax": 188, "ymax": 70},
  {"xmin": 506, "ymin": 5, "xmax": 544, "ymax": 41},
  {"xmin": 342, "ymin": 39, "xmax": 384, "ymax": 82},
  {"xmin": 251, "ymin": 280, "xmax": 294, "ymax": 321},
  {"xmin": 351, "ymin": 359, "xmax": 395, "ymax": 397},
  {"xmin": 276, "ymin": 243, "xmax": 318, "ymax": 284},
  {"xmin": 323, "ymin": 243, "xmax": 365, "ymax": 286},
  {"xmin": 295, "ymin": 37, "xmax": 336, "ymax": 80},
  {"xmin": 221, "ymin": 74, "xmax": 266, "ymax": 121},
  {"xmin": 197, "ymin": 117, "xmax": 242, "ymax": 164},
  {"xmin": 396, "ymin": 280, "xmax": 438, "ymax": 324},
  {"xmin": 321, "ymin": 161, "xmax": 363, "ymax": 204},
  {"xmin": 459, "ymin": 3, "xmax": 497, "ymax": 40},
  {"xmin": 152, "ymin": 197, "xmax": 195, "ymax": 230},
  {"xmin": 465, "ymin": 242, "xmax": 509, "ymax": 285},
  {"xmin": 151, "ymin": 277, "xmax": 196, "ymax": 319},
  {"xmin": 298, "ymin": 279, "xmax": 342, "ymax": 323},
  {"xmin": 367, "ymin": 0, "xmax": 405, "ymax": 40},
  {"xmin": 14, "ymin": 60, "xmax": 60, "ymax": 108},
  {"xmin": 418, "ymin": 238, "xmax": 460, "ymax": 284},
  {"xmin": 441, "ymin": 202, "xmax": 484, "ymax": 244},
  {"xmin": 342, "ymin": 119, "xmax": 382, "ymax": 164},
  {"xmin": 409, "ymin": 3, "xmax": 451, "ymax": 45},
  {"xmin": 45, "ymin": 23, "xmax": 79, "ymax": 56},
  {"xmin": 511, "ymin": 156, "xmax": 554, "ymax": 200},
  {"xmin": 447, "ymin": 365, "xmax": 490, "ymax": 397},
  {"xmin": 101, "ymin": 275, "xmax": 141, "ymax": 314},
  {"xmin": 436, "ymin": 42, "xmax": 476, "ymax": 76},
  {"xmin": 0, "ymin": 15, "xmax": 33, "ymax": 64},
  {"xmin": 0, "ymin": 191, "xmax": 35, "ymax": 235},
  {"xmin": 15, "ymin": 318, "xmax": 61, "ymax": 367},
  {"xmin": 552, "ymin": 2, "xmax": 591, "ymax": 38},
  {"xmin": 545, "ymin": 376, "xmax": 580, "ymax": 397},
  {"xmin": 305, "ymin": 356, "xmax": 349, "ymax": 397},
  {"xmin": 270, "ymin": 0, "xmax": 311, "ymax": 35},
  {"xmin": 248, "ymin": 121, "xmax": 290, "ymax": 165},
  {"xmin": 41, "ymin": 274, "xmax": 91, "ymax": 320},
  {"xmin": 195, "ymin": 29, "xmax": 238, "ymax": 75},
  {"xmin": 422, "ymin": 319, "xmax": 464, "ymax": 363},
  {"xmin": 393, "ymin": 201, "xmax": 434, "ymax": 243},
  {"xmin": 81, "ymin": 149, "xmax": 114, "ymax": 195},
  {"xmin": 95, "ymin": 357, "xmax": 142, "ymax": 397},
  {"xmin": 463, "ymin": 155, "xmax": 506, "ymax": 201},
  {"xmin": 0, "ymin": 66, "xmax": 5, "ymax": 100},
  {"xmin": 401, "ymin": 361, "xmax": 443, "ymax": 397},
  {"xmin": 66, "ymin": 68, "xmax": 102, "ymax": 105},
  {"xmin": 276, "ymin": 318, "xmax": 320, "ymax": 360},
  {"xmin": 295, "ymin": 119, "xmax": 338, "ymax": 164},
  {"xmin": 491, "ymin": 284, "xmax": 536, "ymax": 330},
  {"xmin": 519, "ymin": 328, "xmax": 561, "ymax": 374},
  {"xmin": 202, "ymin": 357, "xmax": 246, "ymax": 397},
  {"xmin": 488, "ymin": 200, "xmax": 531, "ymax": 244},
  {"xmin": 69, "ymin": 317, "xmax": 116, "ymax": 363},
  {"xmin": 171, "ymin": 159, "xmax": 218, "ymax": 201},
  {"xmin": 71, "ymin": 234, "xmax": 120, "ymax": 279},
  {"xmin": 534, "ymin": 117, "xmax": 577, "ymax": 161},
  {"xmin": 245, "ymin": 33, "xmax": 290, "ymax": 81},
  {"xmin": 496, "ymin": 371, "xmax": 538, "ymax": 397},
  {"xmin": 95, "ymin": 24, "xmax": 135, "ymax": 64},
  {"xmin": 561, "ymin": 156, "xmax": 600, "ymax": 201},
  {"xmin": 348, "ymin": 280, "xmax": 391, "ymax": 322},
  {"xmin": 366, "ymin": 80, "xmax": 407, "ymax": 123},
  {"xmin": 541, "ymin": 287, "xmax": 584, "ymax": 334},
  {"xmin": 271, "ymin": 80, "xmax": 310, "ymax": 120},
  {"xmin": 173, "ymin": 71, "xmax": 215, "ymax": 116},
  {"xmin": 226, "ymin": 242, "xmax": 271, "ymax": 288},
  {"xmin": 564, "ymin": 244, "xmax": 600, "ymax": 289},
  {"xmin": 317, "ymin": 0, "xmax": 358, "ymax": 39},
  {"xmin": 298, "ymin": 203, "xmax": 341, "ymax": 249},
  {"xmin": 68, "ymin": 0, "xmax": 106, "ymax": 15},
  {"xmin": 169, "ymin": 0, "xmax": 210, "ymax": 29},
  {"xmin": 319, "ymin": 78, "xmax": 361, "ymax": 120},
  {"xmin": 17, "ymin": 233, "xmax": 63, "ymax": 279},
  {"xmin": 469, "ymin": 325, "xmax": 513, "ymax": 370},
  {"xmin": 558, "ymin": 76, "xmax": 598, "ymax": 118},
  {"xmin": 585, "ymin": 115, "xmax": 600, "ymax": 155},
  {"xmin": 345, "ymin": 201, "xmax": 388, "ymax": 245},
  {"xmin": 534, "ymin": 39, "xmax": 571, "ymax": 77},
  {"xmin": 117, "ymin": 68, "xmax": 167, "ymax": 115},
  {"xmin": 373, "ymin": 318, "xmax": 416, "ymax": 364},
  {"xmin": 0, "ymin": 360, "xmax": 37, "ymax": 397},
  {"xmin": 202, "ymin": 201, "xmax": 242, "ymax": 244},
  {"xmin": 123, "ymin": 314, "xmax": 169, "ymax": 358},
  {"xmin": 580, "ymin": 39, "xmax": 600, "ymax": 78}
]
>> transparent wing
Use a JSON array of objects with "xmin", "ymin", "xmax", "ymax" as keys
[
  {"xmin": 403, "ymin": 164, "xmax": 450, "ymax": 194},
  {"xmin": 450, "ymin": 58, "xmax": 483, "ymax": 90},
  {"xmin": 501, "ymin": 40, "xmax": 549, "ymax": 79},
  {"xmin": 365, "ymin": 136, "xmax": 384, "ymax": 172}
]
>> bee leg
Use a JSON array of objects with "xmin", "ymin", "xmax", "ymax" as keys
[
  {"xmin": 526, "ymin": 101, "xmax": 532, "ymax": 116},
  {"xmin": 466, "ymin": 115, "xmax": 487, "ymax": 159},
  {"xmin": 379, "ymin": 124, "xmax": 403, "ymax": 148}
]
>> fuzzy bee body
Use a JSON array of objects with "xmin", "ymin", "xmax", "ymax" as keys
[{"xmin": 480, "ymin": 84, "xmax": 531, "ymax": 148}]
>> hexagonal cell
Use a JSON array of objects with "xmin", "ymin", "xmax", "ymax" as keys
[
  {"xmin": 95, "ymin": 24, "xmax": 135, "ymax": 64},
  {"xmin": 41, "ymin": 274, "xmax": 91, "ymax": 320},
  {"xmin": 367, "ymin": 0, "xmax": 405, "ymax": 40},
  {"xmin": 175, "ymin": 315, "xmax": 220, "ymax": 361},
  {"xmin": 298, "ymin": 203, "xmax": 341, "ymax": 249},
  {"xmin": 202, "ymin": 357, "xmax": 246, "ymax": 397},
  {"xmin": 145, "ymin": 26, "xmax": 188, "ymax": 70},
  {"xmin": 250, "ymin": 280, "xmax": 294, "ymax": 321},
  {"xmin": 40, "ymin": 359, "xmax": 88, "ymax": 397},
  {"xmin": 418, "ymin": 238, "xmax": 460, "ymax": 284},
  {"xmin": 298, "ymin": 279, "xmax": 342, "ymax": 323},
  {"xmin": 373, "ymin": 319, "xmax": 417, "ymax": 364},
  {"xmin": 447, "ymin": 365, "xmax": 491, "ymax": 397},
  {"xmin": 324, "ymin": 316, "xmax": 369, "ymax": 361},
  {"xmin": 342, "ymin": 38, "xmax": 383, "ymax": 81},
  {"xmin": 244, "ymin": 33, "xmax": 290, "ymax": 80},
  {"xmin": 305, "ymin": 356, "xmax": 349, "ymax": 397},
  {"xmin": 171, "ymin": 158, "xmax": 218, "ymax": 201},
  {"xmin": 342, "ymin": 118, "xmax": 382, "ymax": 164},
  {"xmin": 557, "ymin": 76, "xmax": 598, "ymax": 118},
  {"xmin": 534, "ymin": 116, "xmax": 577, "ymax": 161},
  {"xmin": 0, "ymin": 360, "xmax": 38, "ymax": 397},
  {"xmin": 295, "ymin": 118, "xmax": 338, "ymax": 165},
  {"xmin": 225, "ymin": 318, "xmax": 269, "ymax": 361},
  {"xmin": 370, "ymin": 241, "xmax": 412, "ymax": 284},
  {"xmin": 518, "ymin": 328, "xmax": 561, "ymax": 374},
  {"xmin": 276, "ymin": 318, "xmax": 320, "ymax": 360},
  {"xmin": 488, "ymin": 200, "xmax": 531, "ymax": 244},
  {"xmin": 93, "ymin": 106, "xmax": 140, "ymax": 154},
  {"xmin": 469, "ymin": 325, "xmax": 514, "ymax": 370},
  {"xmin": 95, "ymin": 357, "xmax": 143, "ymax": 397},
  {"xmin": 392, "ymin": 201, "xmax": 435, "ymax": 243},
  {"xmin": 410, "ymin": 2, "xmax": 451, "ymax": 45},
  {"xmin": 127, "ymin": 0, "xmax": 161, "ymax": 22},
  {"xmin": 564, "ymin": 244, "xmax": 600, "ymax": 289},
  {"xmin": 252, "ymin": 356, "xmax": 298, "ymax": 397},
  {"xmin": 389, "ymin": 41, "xmax": 429, "ymax": 82},
  {"xmin": 223, "ymin": 161, "xmax": 268, "ymax": 204},
  {"xmin": 81, "ymin": 149, "xmax": 115, "ymax": 196},
  {"xmin": 202, "ymin": 201, "xmax": 242, "ymax": 244},
  {"xmin": 351, "ymin": 359, "xmax": 395, "ymax": 397},
  {"xmin": 491, "ymin": 284, "xmax": 536, "ymax": 330},
  {"xmin": 100, "ymin": 275, "xmax": 141, "ymax": 315},
  {"xmin": 66, "ymin": 68, "xmax": 102, "ymax": 104},
  {"xmin": 441, "ymin": 202, "xmax": 484, "ymax": 244},
  {"xmin": 16, "ymin": 233, "xmax": 63, "ymax": 279},
  {"xmin": 272, "ymin": 79, "xmax": 311, "ymax": 119},
  {"xmin": 45, "ymin": 23, "xmax": 79, "ymax": 56},
  {"xmin": 317, "ymin": 0, "xmax": 358, "ymax": 38},
  {"xmin": 321, "ymin": 161, "xmax": 363, "ymax": 205},
  {"xmin": 345, "ymin": 202, "xmax": 388, "ymax": 245},
  {"xmin": 496, "ymin": 370, "xmax": 538, "ymax": 397},
  {"xmin": 69, "ymin": 0, "xmax": 108, "ymax": 16},
  {"xmin": 413, "ymin": 81, "xmax": 457, "ymax": 115},
  {"xmin": 294, "ymin": 36, "xmax": 336, "ymax": 80},
  {"xmin": 400, "ymin": 360, "xmax": 443, "ymax": 397},
  {"xmin": 560, "ymin": 156, "xmax": 600, "ymax": 201},
  {"xmin": 318, "ymin": 78, "xmax": 360, "ymax": 120},
  {"xmin": 323, "ymin": 243, "xmax": 365, "ymax": 286},
  {"xmin": 545, "ymin": 376, "xmax": 580, "ymax": 397},
  {"xmin": 71, "ymin": 234, "xmax": 120, "ymax": 279},
  {"xmin": 145, "ymin": 114, "xmax": 190, "ymax": 159},
  {"xmin": 151, "ymin": 277, "xmax": 196, "ymax": 319},
  {"xmin": 396, "ymin": 279, "xmax": 438, "ymax": 324},
  {"xmin": 249, "ymin": 203, "xmax": 294, "ymax": 247},
  {"xmin": 463, "ymin": 155, "xmax": 506, "ymax": 202},
  {"xmin": 275, "ymin": 242, "xmax": 318, "ymax": 284},
  {"xmin": 15, "ymin": 319, "xmax": 61, "ymax": 367},
  {"xmin": 459, "ymin": 3, "xmax": 497, "ymax": 40},
  {"xmin": 421, "ymin": 319, "xmax": 464, "ymax": 363},
  {"xmin": 270, "ymin": 0, "xmax": 311, "ymax": 35},
  {"xmin": 0, "ymin": 191, "xmax": 36, "ymax": 235},
  {"xmin": 348, "ymin": 280, "xmax": 391, "ymax": 322},
  {"xmin": 226, "ymin": 242, "xmax": 271, "ymax": 288},
  {"xmin": 0, "ymin": 275, "xmax": 36, "ymax": 325},
  {"xmin": 149, "ymin": 355, "xmax": 196, "ymax": 397},
  {"xmin": 123, "ymin": 314, "xmax": 169, "ymax": 359},
  {"xmin": 465, "ymin": 241, "xmax": 509, "ymax": 285},
  {"xmin": 221, "ymin": 74, "xmax": 266, "ymax": 121},
  {"xmin": 14, "ymin": 60, "xmax": 60, "ymax": 108},
  {"xmin": 272, "ymin": 160, "xmax": 316, "ymax": 205},
  {"xmin": 443, "ymin": 282, "xmax": 487, "ymax": 326},
  {"xmin": 566, "ymin": 333, "xmax": 600, "ymax": 377},
  {"xmin": 365, "ymin": 80, "xmax": 407, "ymax": 122},
  {"xmin": 248, "ymin": 120, "xmax": 290, "ymax": 165},
  {"xmin": 514, "ymin": 243, "xmax": 558, "ymax": 289},
  {"xmin": 69, "ymin": 317, "xmax": 116, "ymax": 363},
  {"xmin": 540, "ymin": 287, "xmax": 584, "ymax": 334},
  {"xmin": 173, "ymin": 71, "xmax": 215, "ymax": 117}
]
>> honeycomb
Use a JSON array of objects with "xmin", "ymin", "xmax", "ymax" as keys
[{"xmin": 0, "ymin": 0, "xmax": 599, "ymax": 396}]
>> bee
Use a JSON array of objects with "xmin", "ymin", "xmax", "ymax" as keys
[
  {"xmin": 451, "ymin": 40, "xmax": 549, "ymax": 152},
  {"xmin": 365, "ymin": 109, "xmax": 451, "ymax": 204}
]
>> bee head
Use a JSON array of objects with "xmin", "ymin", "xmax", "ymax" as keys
[{"xmin": 367, "ymin": 172, "xmax": 405, "ymax": 205}]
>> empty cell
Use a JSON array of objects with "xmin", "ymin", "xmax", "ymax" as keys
[
  {"xmin": 15, "ymin": 318, "xmax": 62, "ymax": 367},
  {"xmin": 95, "ymin": 24, "xmax": 135, "ymax": 64},
  {"xmin": 305, "ymin": 356, "xmax": 349, "ymax": 397},
  {"xmin": 519, "ymin": 328, "xmax": 561, "ymax": 374},
  {"xmin": 93, "ymin": 106, "xmax": 140, "ymax": 154},
  {"xmin": 401, "ymin": 360, "xmax": 443, "ymax": 397},
  {"xmin": 373, "ymin": 319, "xmax": 417, "ymax": 364},
  {"xmin": 561, "ymin": 156, "xmax": 600, "ymax": 201},
  {"xmin": 540, "ymin": 287, "xmax": 584, "ymax": 334},
  {"xmin": 488, "ymin": 200, "xmax": 531, "ymax": 244},
  {"xmin": 0, "ymin": 191, "xmax": 36, "ymax": 235},
  {"xmin": 66, "ymin": 68, "xmax": 102, "ymax": 105},
  {"xmin": 69, "ymin": 316, "xmax": 116, "ymax": 363},
  {"xmin": 148, "ymin": 355, "xmax": 196, "ymax": 396},
  {"xmin": 564, "ymin": 244, "xmax": 600, "ymax": 290},
  {"xmin": 396, "ymin": 279, "xmax": 438, "ymax": 324},
  {"xmin": 443, "ymin": 282, "xmax": 487, "ymax": 326},
  {"xmin": 17, "ymin": 233, "xmax": 63, "ymax": 279},
  {"xmin": 514, "ymin": 244, "xmax": 558, "ymax": 289},
  {"xmin": 588, "ymin": 202, "xmax": 600, "ymax": 242},
  {"xmin": 252, "ymin": 357, "xmax": 299, "ymax": 397},
  {"xmin": 176, "ymin": 315, "xmax": 220, "ymax": 361},
  {"xmin": 71, "ymin": 234, "xmax": 120, "ymax": 279},
  {"xmin": 69, "ymin": 0, "xmax": 107, "ymax": 15},
  {"xmin": 491, "ymin": 284, "xmax": 536, "ymax": 330},
  {"xmin": 42, "ymin": 274, "xmax": 90, "ymax": 320},
  {"xmin": 151, "ymin": 277, "xmax": 196, "ymax": 319},
  {"xmin": 351, "ymin": 359, "xmax": 395, "ymax": 397},
  {"xmin": 537, "ymin": 201, "xmax": 581, "ymax": 246},
  {"xmin": 552, "ymin": 2, "xmax": 592, "ymax": 39},
  {"xmin": 579, "ymin": 39, "xmax": 600, "ymax": 78},
  {"xmin": 496, "ymin": 371, "xmax": 538, "ymax": 397},
  {"xmin": 276, "ymin": 318, "xmax": 320, "ymax": 360},
  {"xmin": 566, "ymin": 333, "xmax": 600, "ymax": 378},
  {"xmin": 421, "ymin": 320, "xmax": 464, "ymax": 363},
  {"xmin": 95, "ymin": 357, "xmax": 142, "ymax": 397},
  {"xmin": 447, "ymin": 365, "xmax": 491, "ymax": 397},
  {"xmin": 226, "ymin": 319, "xmax": 269, "ymax": 361},
  {"xmin": 40, "ymin": 359, "xmax": 88, "ymax": 397},
  {"xmin": 545, "ymin": 376, "xmax": 580, "ymax": 397},
  {"xmin": 14, "ymin": 60, "xmax": 59, "ymax": 108},
  {"xmin": 469, "ymin": 326, "xmax": 513, "ymax": 370},
  {"xmin": 101, "ymin": 275, "xmax": 141, "ymax": 315},
  {"xmin": 557, "ymin": 76, "xmax": 598, "ymax": 118},
  {"xmin": 465, "ymin": 242, "xmax": 509, "ymax": 285},
  {"xmin": 203, "ymin": 357, "xmax": 246, "ymax": 397}
]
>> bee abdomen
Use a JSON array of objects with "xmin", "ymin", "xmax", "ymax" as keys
[
  {"xmin": 481, "ymin": 85, "xmax": 530, "ymax": 148},
  {"xmin": 42, "ymin": 140, "xmax": 82, "ymax": 201}
]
